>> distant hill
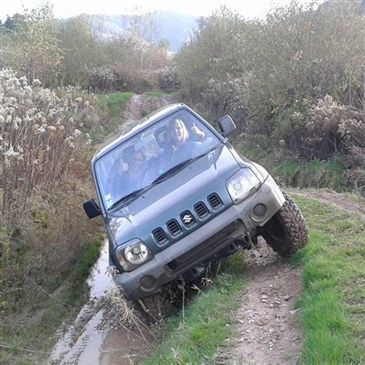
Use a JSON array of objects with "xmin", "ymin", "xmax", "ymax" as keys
[{"xmin": 90, "ymin": 11, "xmax": 200, "ymax": 52}]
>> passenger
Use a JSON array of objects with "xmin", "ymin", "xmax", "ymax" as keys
[
  {"xmin": 157, "ymin": 118, "xmax": 206, "ymax": 168},
  {"xmin": 167, "ymin": 118, "xmax": 189, "ymax": 152},
  {"xmin": 108, "ymin": 150, "xmax": 146, "ymax": 200},
  {"xmin": 122, "ymin": 150, "xmax": 146, "ymax": 190}
]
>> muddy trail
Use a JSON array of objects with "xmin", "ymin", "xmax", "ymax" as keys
[
  {"xmin": 214, "ymin": 240, "xmax": 303, "ymax": 365},
  {"xmin": 49, "ymin": 241, "xmax": 154, "ymax": 365},
  {"xmin": 213, "ymin": 188, "xmax": 365, "ymax": 365},
  {"xmin": 50, "ymin": 239, "xmax": 303, "ymax": 365}
]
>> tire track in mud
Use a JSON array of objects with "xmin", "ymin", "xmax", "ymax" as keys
[
  {"xmin": 214, "ymin": 239, "xmax": 303, "ymax": 365},
  {"xmin": 291, "ymin": 189, "xmax": 365, "ymax": 218},
  {"xmin": 49, "ymin": 240, "xmax": 154, "ymax": 365}
]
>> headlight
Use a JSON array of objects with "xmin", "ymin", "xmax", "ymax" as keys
[
  {"xmin": 226, "ymin": 168, "xmax": 261, "ymax": 204},
  {"xmin": 115, "ymin": 239, "xmax": 152, "ymax": 271}
]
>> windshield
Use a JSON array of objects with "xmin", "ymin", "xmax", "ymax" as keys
[{"xmin": 95, "ymin": 109, "xmax": 220, "ymax": 210}]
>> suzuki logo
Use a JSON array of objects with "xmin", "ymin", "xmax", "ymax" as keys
[{"xmin": 182, "ymin": 214, "xmax": 193, "ymax": 224}]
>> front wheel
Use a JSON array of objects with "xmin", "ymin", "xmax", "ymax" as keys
[
  {"xmin": 137, "ymin": 289, "xmax": 174, "ymax": 323},
  {"xmin": 262, "ymin": 192, "xmax": 308, "ymax": 257}
]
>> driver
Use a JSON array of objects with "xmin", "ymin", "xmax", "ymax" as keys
[
  {"xmin": 121, "ymin": 150, "xmax": 146, "ymax": 190},
  {"xmin": 108, "ymin": 150, "xmax": 146, "ymax": 201}
]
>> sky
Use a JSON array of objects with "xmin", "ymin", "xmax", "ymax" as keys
[{"xmin": 0, "ymin": 0, "xmax": 314, "ymax": 21}]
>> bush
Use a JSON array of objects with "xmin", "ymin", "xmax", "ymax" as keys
[
  {"xmin": 158, "ymin": 64, "xmax": 180, "ymax": 92},
  {"xmin": 176, "ymin": 1, "xmax": 365, "ymax": 161},
  {"xmin": 275, "ymin": 95, "xmax": 365, "ymax": 164}
]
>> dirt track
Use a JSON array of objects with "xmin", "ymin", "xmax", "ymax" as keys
[{"xmin": 214, "ymin": 240, "xmax": 302, "ymax": 365}]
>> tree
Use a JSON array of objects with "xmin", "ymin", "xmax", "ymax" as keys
[
  {"xmin": 56, "ymin": 15, "xmax": 105, "ymax": 87},
  {"xmin": 0, "ymin": 4, "xmax": 62, "ymax": 86}
]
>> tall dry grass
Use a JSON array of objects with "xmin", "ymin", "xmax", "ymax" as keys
[{"xmin": 0, "ymin": 69, "xmax": 100, "ymax": 309}]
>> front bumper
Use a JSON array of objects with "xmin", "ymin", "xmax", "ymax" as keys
[{"xmin": 115, "ymin": 176, "xmax": 285, "ymax": 301}]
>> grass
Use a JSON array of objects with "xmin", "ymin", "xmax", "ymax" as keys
[
  {"xmin": 0, "ymin": 238, "xmax": 103, "ymax": 365},
  {"xmin": 91, "ymin": 92, "xmax": 134, "ymax": 143},
  {"xmin": 143, "ymin": 253, "xmax": 247, "ymax": 365},
  {"xmin": 96, "ymin": 92, "xmax": 133, "ymax": 118},
  {"xmin": 235, "ymin": 141, "xmax": 350, "ymax": 193},
  {"xmin": 292, "ymin": 196, "xmax": 365, "ymax": 364},
  {"xmin": 144, "ymin": 90, "xmax": 163, "ymax": 97},
  {"xmin": 275, "ymin": 159, "xmax": 344, "ymax": 190}
]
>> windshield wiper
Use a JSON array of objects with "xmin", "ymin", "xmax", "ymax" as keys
[
  {"xmin": 152, "ymin": 159, "xmax": 193, "ymax": 185},
  {"xmin": 151, "ymin": 146, "xmax": 220, "ymax": 186},
  {"xmin": 108, "ymin": 188, "xmax": 145, "ymax": 210}
]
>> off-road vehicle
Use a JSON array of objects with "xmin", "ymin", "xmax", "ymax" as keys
[{"xmin": 83, "ymin": 103, "xmax": 308, "ymax": 313}]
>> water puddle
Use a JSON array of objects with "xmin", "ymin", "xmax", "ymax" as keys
[{"xmin": 50, "ymin": 241, "xmax": 117, "ymax": 365}]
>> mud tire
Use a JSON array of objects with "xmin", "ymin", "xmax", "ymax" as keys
[{"xmin": 262, "ymin": 192, "xmax": 308, "ymax": 257}]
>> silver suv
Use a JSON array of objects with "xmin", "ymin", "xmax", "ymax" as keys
[{"xmin": 83, "ymin": 103, "xmax": 308, "ymax": 312}]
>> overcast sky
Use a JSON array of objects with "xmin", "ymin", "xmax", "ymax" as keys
[{"xmin": 1, "ymin": 0, "xmax": 316, "ymax": 21}]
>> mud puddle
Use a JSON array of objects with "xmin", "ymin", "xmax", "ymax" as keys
[
  {"xmin": 49, "ymin": 242, "xmax": 151, "ymax": 365},
  {"xmin": 49, "ymin": 241, "xmax": 114, "ymax": 364}
]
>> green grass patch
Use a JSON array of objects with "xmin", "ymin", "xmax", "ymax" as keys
[
  {"xmin": 292, "ymin": 196, "xmax": 365, "ymax": 364},
  {"xmin": 65, "ymin": 238, "xmax": 102, "ymax": 303},
  {"xmin": 144, "ymin": 90, "xmax": 163, "ymax": 97},
  {"xmin": 144, "ymin": 253, "xmax": 246, "ymax": 365},
  {"xmin": 96, "ymin": 92, "xmax": 133, "ymax": 118},
  {"xmin": 275, "ymin": 159, "xmax": 344, "ymax": 190},
  {"xmin": 70, "ymin": 239, "xmax": 101, "ymax": 284},
  {"xmin": 91, "ymin": 92, "xmax": 133, "ymax": 143}
]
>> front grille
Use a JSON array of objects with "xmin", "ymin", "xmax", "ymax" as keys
[
  {"xmin": 166, "ymin": 219, "xmax": 182, "ymax": 236},
  {"xmin": 166, "ymin": 220, "xmax": 241, "ymax": 273},
  {"xmin": 208, "ymin": 193, "xmax": 223, "ymax": 209},
  {"xmin": 151, "ymin": 192, "xmax": 225, "ymax": 245},
  {"xmin": 194, "ymin": 202, "xmax": 209, "ymax": 218},
  {"xmin": 152, "ymin": 228, "xmax": 168, "ymax": 244}
]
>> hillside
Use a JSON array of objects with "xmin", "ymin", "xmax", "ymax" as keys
[{"xmin": 90, "ymin": 11, "xmax": 199, "ymax": 52}]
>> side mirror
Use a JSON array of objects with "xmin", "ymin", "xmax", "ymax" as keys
[
  {"xmin": 83, "ymin": 199, "xmax": 101, "ymax": 219},
  {"xmin": 218, "ymin": 115, "xmax": 236, "ymax": 137}
]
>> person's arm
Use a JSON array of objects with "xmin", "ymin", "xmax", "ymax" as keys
[{"xmin": 191, "ymin": 122, "xmax": 205, "ymax": 139}]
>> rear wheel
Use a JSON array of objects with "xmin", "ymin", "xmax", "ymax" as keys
[{"xmin": 262, "ymin": 192, "xmax": 308, "ymax": 257}]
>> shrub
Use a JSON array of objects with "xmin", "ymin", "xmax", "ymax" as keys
[
  {"xmin": 275, "ymin": 95, "xmax": 365, "ymax": 163},
  {"xmin": 0, "ymin": 70, "xmax": 96, "ymax": 223},
  {"xmin": 158, "ymin": 64, "xmax": 180, "ymax": 92}
]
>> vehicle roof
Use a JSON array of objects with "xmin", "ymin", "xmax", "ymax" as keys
[{"xmin": 92, "ymin": 103, "xmax": 185, "ymax": 162}]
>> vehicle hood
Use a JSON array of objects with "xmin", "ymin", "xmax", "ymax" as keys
[{"xmin": 107, "ymin": 144, "xmax": 241, "ymax": 253}]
